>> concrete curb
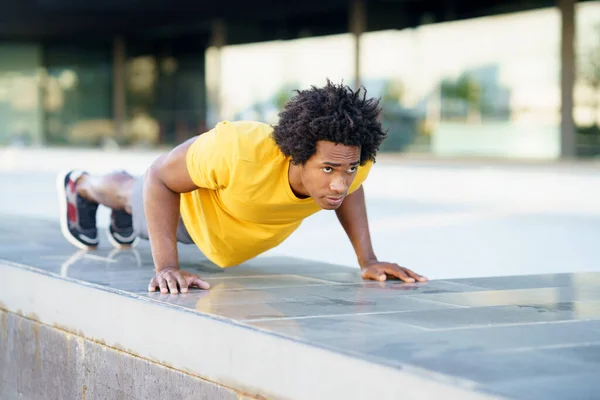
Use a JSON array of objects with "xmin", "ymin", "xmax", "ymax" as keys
[{"xmin": 0, "ymin": 260, "xmax": 503, "ymax": 400}]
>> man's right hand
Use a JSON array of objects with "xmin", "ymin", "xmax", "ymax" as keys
[
  {"xmin": 144, "ymin": 136, "xmax": 206, "ymax": 295},
  {"xmin": 148, "ymin": 267, "xmax": 210, "ymax": 294}
]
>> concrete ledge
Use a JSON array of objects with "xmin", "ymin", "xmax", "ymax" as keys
[
  {"xmin": 0, "ymin": 261, "xmax": 496, "ymax": 400},
  {"xmin": 2, "ymin": 217, "xmax": 598, "ymax": 399}
]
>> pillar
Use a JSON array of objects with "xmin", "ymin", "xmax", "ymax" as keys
[
  {"xmin": 349, "ymin": 0, "xmax": 366, "ymax": 90},
  {"xmin": 113, "ymin": 36, "xmax": 126, "ymax": 141},
  {"xmin": 207, "ymin": 19, "xmax": 226, "ymax": 127},
  {"xmin": 559, "ymin": 0, "xmax": 576, "ymax": 158}
]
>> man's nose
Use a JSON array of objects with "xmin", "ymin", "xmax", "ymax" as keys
[{"xmin": 330, "ymin": 178, "xmax": 347, "ymax": 194}]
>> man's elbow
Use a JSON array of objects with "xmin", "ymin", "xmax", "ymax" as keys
[{"xmin": 145, "ymin": 155, "xmax": 172, "ymax": 191}]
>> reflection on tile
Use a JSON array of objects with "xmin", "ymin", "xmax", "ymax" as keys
[
  {"xmin": 293, "ymin": 271, "xmax": 364, "ymax": 284},
  {"xmin": 406, "ymin": 286, "xmax": 600, "ymax": 307},
  {"xmin": 249, "ymin": 314, "xmax": 426, "ymax": 342},
  {"xmin": 298, "ymin": 271, "xmax": 489, "ymax": 292},
  {"xmin": 186, "ymin": 281, "xmax": 481, "ymax": 308},
  {"xmin": 142, "ymin": 292, "xmax": 210, "ymax": 310},
  {"xmin": 344, "ymin": 280, "xmax": 487, "ymax": 294},
  {"xmin": 196, "ymin": 294, "xmax": 458, "ymax": 321},
  {"xmin": 366, "ymin": 301, "xmax": 600, "ymax": 330},
  {"xmin": 456, "ymin": 272, "xmax": 600, "ymax": 291},
  {"xmin": 201, "ymin": 275, "xmax": 334, "ymax": 290}
]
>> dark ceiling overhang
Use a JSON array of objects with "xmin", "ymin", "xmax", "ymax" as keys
[{"xmin": 0, "ymin": 0, "xmax": 575, "ymax": 44}]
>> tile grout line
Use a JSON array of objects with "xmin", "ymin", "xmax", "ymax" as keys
[
  {"xmin": 240, "ymin": 310, "xmax": 433, "ymax": 330},
  {"xmin": 486, "ymin": 340, "xmax": 600, "ymax": 354},
  {"xmin": 404, "ymin": 295, "xmax": 470, "ymax": 308},
  {"xmin": 425, "ymin": 317, "xmax": 600, "ymax": 332}
]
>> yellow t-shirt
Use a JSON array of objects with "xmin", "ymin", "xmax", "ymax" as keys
[{"xmin": 180, "ymin": 120, "xmax": 372, "ymax": 267}]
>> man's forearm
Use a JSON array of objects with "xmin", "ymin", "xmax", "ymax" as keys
[
  {"xmin": 335, "ymin": 185, "xmax": 378, "ymax": 267},
  {"xmin": 143, "ymin": 165, "xmax": 181, "ymax": 272}
]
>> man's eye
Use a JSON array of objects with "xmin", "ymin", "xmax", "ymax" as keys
[{"xmin": 322, "ymin": 167, "xmax": 333, "ymax": 173}]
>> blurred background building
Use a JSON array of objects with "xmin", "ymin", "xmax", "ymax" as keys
[{"xmin": 0, "ymin": 0, "xmax": 598, "ymax": 159}]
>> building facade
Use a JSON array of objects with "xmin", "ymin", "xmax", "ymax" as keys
[{"xmin": 0, "ymin": 0, "xmax": 597, "ymax": 159}]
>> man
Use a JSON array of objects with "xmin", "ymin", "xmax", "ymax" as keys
[{"xmin": 57, "ymin": 80, "xmax": 427, "ymax": 294}]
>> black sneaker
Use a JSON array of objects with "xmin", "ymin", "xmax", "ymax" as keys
[
  {"xmin": 56, "ymin": 170, "xmax": 99, "ymax": 250},
  {"xmin": 107, "ymin": 209, "xmax": 139, "ymax": 248}
]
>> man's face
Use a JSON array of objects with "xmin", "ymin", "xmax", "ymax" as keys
[{"xmin": 300, "ymin": 141, "xmax": 361, "ymax": 210}]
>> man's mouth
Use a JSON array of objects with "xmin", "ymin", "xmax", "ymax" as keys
[{"xmin": 325, "ymin": 196, "xmax": 344, "ymax": 206}]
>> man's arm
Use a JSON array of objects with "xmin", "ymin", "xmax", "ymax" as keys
[
  {"xmin": 334, "ymin": 185, "xmax": 377, "ymax": 267},
  {"xmin": 145, "ymin": 136, "xmax": 210, "ymax": 294},
  {"xmin": 335, "ymin": 185, "xmax": 427, "ymax": 283}
]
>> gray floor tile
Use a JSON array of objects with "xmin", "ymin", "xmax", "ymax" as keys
[
  {"xmin": 406, "ymin": 286, "xmax": 600, "ymax": 307},
  {"xmin": 454, "ymin": 272, "xmax": 600, "ymax": 291},
  {"xmin": 330, "ymin": 320, "xmax": 600, "ymax": 366},
  {"xmin": 366, "ymin": 301, "xmax": 600, "ymax": 330},
  {"xmin": 197, "ymin": 274, "xmax": 335, "ymax": 290},
  {"xmin": 537, "ymin": 343, "xmax": 600, "ymax": 366},
  {"xmin": 410, "ymin": 350, "xmax": 590, "ymax": 384},
  {"xmin": 170, "ymin": 281, "xmax": 482, "ymax": 308},
  {"xmin": 488, "ymin": 373, "xmax": 600, "ymax": 400},
  {"xmin": 201, "ymin": 294, "xmax": 459, "ymax": 321},
  {"xmin": 249, "ymin": 313, "xmax": 427, "ymax": 342}
]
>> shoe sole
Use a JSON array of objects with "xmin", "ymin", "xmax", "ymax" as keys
[
  {"xmin": 56, "ymin": 170, "xmax": 97, "ymax": 251},
  {"xmin": 106, "ymin": 225, "xmax": 140, "ymax": 249}
]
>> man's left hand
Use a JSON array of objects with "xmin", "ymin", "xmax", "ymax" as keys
[{"xmin": 361, "ymin": 261, "xmax": 428, "ymax": 283}]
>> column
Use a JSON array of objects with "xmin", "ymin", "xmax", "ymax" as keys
[
  {"xmin": 349, "ymin": 0, "xmax": 366, "ymax": 90},
  {"xmin": 206, "ymin": 19, "xmax": 226, "ymax": 127},
  {"xmin": 113, "ymin": 36, "xmax": 126, "ymax": 141},
  {"xmin": 559, "ymin": 0, "xmax": 576, "ymax": 158}
]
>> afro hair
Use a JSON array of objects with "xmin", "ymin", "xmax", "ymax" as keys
[{"xmin": 272, "ymin": 79, "xmax": 387, "ymax": 165}]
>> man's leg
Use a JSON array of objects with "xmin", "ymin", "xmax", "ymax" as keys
[
  {"xmin": 78, "ymin": 170, "xmax": 140, "ymax": 248},
  {"xmin": 57, "ymin": 170, "xmax": 138, "ymax": 250},
  {"xmin": 76, "ymin": 171, "xmax": 135, "ymax": 213},
  {"xmin": 58, "ymin": 169, "xmax": 193, "ymax": 250}
]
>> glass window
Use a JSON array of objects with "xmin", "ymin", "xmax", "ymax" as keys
[
  {"xmin": 360, "ymin": 8, "xmax": 561, "ymax": 159},
  {"xmin": 43, "ymin": 41, "xmax": 113, "ymax": 146},
  {"xmin": 216, "ymin": 33, "xmax": 354, "ymax": 124},
  {"xmin": 575, "ymin": 1, "xmax": 600, "ymax": 157},
  {"xmin": 0, "ymin": 43, "xmax": 44, "ymax": 146},
  {"xmin": 126, "ymin": 35, "xmax": 207, "ymax": 147}
]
